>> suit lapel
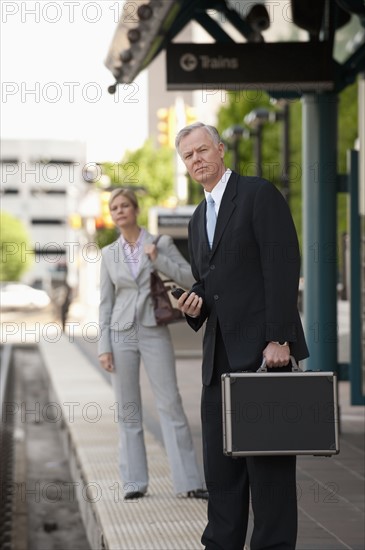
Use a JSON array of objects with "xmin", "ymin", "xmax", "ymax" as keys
[
  {"xmin": 112, "ymin": 239, "xmax": 137, "ymax": 282},
  {"xmin": 199, "ymin": 202, "xmax": 209, "ymax": 249},
  {"xmin": 135, "ymin": 231, "xmax": 154, "ymax": 280},
  {"xmin": 111, "ymin": 231, "xmax": 151, "ymax": 282},
  {"xmin": 210, "ymin": 172, "xmax": 238, "ymax": 255}
]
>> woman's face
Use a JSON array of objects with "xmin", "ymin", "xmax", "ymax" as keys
[{"xmin": 109, "ymin": 194, "xmax": 138, "ymax": 230}]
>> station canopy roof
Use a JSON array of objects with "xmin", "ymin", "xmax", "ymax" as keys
[{"xmin": 104, "ymin": 0, "xmax": 365, "ymax": 95}]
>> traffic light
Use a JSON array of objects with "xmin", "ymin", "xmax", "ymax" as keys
[
  {"xmin": 185, "ymin": 105, "xmax": 197, "ymax": 126},
  {"xmin": 95, "ymin": 191, "xmax": 114, "ymax": 229},
  {"xmin": 68, "ymin": 213, "xmax": 82, "ymax": 229},
  {"xmin": 157, "ymin": 107, "xmax": 176, "ymax": 148}
]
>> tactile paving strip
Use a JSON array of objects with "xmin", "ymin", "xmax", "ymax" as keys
[{"xmin": 40, "ymin": 336, "xmax": 206, "ymax": 550}]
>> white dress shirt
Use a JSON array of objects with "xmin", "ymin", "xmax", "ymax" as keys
[{"xmin": 204, "ymin": 168, "xmax": 232, "ymax": 216}]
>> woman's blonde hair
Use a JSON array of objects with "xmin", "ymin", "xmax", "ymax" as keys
[{"xmin": 108, "ymin": 187, "xmax": 139, "ymax": 210}]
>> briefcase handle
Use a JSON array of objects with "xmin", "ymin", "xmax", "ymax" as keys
[{"xmin": 256, "ymin": 355, "xmax": 302, "ymax": 373}]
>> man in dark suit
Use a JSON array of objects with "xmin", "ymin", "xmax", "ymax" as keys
[{"xmin": 175, "ymin": 122, "xmax": 309, "ymax": 550}]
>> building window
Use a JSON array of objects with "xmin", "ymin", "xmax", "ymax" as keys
[
  {"xmin": 30, "ymin": 189, "xmax": 66, "ymax": 196},
  {"xmin": 2, "ymin": 188, "xmax": 19, "ymax": 195},
  {"xmin": 31, "ymin": 219, "xmax": 65, "ymax": 225}
]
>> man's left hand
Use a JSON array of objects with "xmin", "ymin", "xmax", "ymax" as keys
[{"xmin": 177, "ymin": 291, "xmax": 203, "ymax": 318}]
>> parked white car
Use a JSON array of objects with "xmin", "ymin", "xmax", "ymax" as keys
[{"xmin": 0, "ymin": 283, "xmax": 51, "ymax": 311}]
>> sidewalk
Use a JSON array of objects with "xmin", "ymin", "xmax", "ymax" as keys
[
  {"xmin": 38, "ymin": 331, "xmax": 364, "ymax": 550},
  {"xmin": 3, "ymin": 298, "xmax": 363, "ymax": 549},
  {"xmin": 39, "ymin": 337, "xmax": 207, "ymax": 550}
]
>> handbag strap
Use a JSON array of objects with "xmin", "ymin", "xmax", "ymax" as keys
[
  {"xmin": 152, "ymin": 235, "xmax": 162, "ymax": 246},
  {"xmin": 149, "ymin": 235, "xmax": 161, "ymax": 272},
  {"xmin": 150, "ymin": 236, "xmax": 173, "ymax": 283},
  {"xmin": 150, "ymin": 235, "xmax": 177, "ymax": 287}
]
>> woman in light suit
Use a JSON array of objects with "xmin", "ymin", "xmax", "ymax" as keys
[{"xmin": 98, "ymin": 188, "xmax": 206, "ymax": 500}]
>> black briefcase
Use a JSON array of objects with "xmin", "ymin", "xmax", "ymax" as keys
[{"xmin": 221, "ymin": 358, "xmax": 340, "ymax": 457}]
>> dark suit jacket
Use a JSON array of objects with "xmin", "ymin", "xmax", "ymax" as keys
[{"xmin": 187, "ymin": 171, "xmax": 309, "ymax": 385}]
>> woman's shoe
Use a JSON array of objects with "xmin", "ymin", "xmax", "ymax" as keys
[
  {"xmin": 124, "ymin": 491, "xmax": 145, "ymax": 500},
  {"xmin": 186, "ymin": 488, "xmax": 209, "ymax": 500}
]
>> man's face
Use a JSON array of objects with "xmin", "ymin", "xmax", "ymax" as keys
[{"xmin": 178, "ymin": 127, "xmax": 225, "ymax": 191}]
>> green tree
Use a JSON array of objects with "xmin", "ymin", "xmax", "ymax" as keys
[
  {"xmin": 215, "ymin": 81, "xmax": 358, "ymax": 262},
  {"xmin": 0, "ymin": 211, "xmax": 34, "ymax": 281},
  {"xmin": 216, "ymin": 90, "xmax": 303, "ymax": 244},
  {"xmin": 337, "ymin": 79, "xmax": 358, "ymax": 241},
  {"xmin": 97, "ymin": 140, "xmax": 175, "ymax": 246}
]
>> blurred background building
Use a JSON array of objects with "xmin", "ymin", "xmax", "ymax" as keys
[{"xmin": 0, "ymin": 139, "xmax": 86, "ymax": 290}]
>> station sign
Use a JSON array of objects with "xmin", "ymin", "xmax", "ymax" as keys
[{"xmin": 166, "ymin": 42, "xmax": 335, "ymax": 93}]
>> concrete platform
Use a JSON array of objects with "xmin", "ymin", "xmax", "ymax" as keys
[
  {"xmin": 38, "ymin": 335, "xmax": 364, "ymax": 550},
  {"xmin": 39, "ymin": 336, "xmax": 207, "ymax": 550}
]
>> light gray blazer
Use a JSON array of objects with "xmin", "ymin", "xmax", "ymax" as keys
[{"xmin": 98, "ymin": 231, "xmax": 194, "ymax": 355}]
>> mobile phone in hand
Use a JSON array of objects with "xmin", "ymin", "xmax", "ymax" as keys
[{"xmin": 170, "ymin": 287, "xmax": 186, "ymax": 299}]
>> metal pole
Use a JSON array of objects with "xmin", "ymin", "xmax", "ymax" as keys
[
  {"xmin": 348, "ymin": 150, "xmax": 365, "ymax": 404},
  {"xmin": 302, "ymin": 93, "xmax": 338, "ymax": 372},
  {"xmin": 255, "ymin": 125, "xmax": 263, "ymax": 177}
]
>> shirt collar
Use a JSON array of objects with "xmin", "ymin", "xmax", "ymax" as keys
[
  {"xmin": 204, "ymin": 168, "xmax": 232, "ymax": 209},
  {"xmin": 120, "ymin": 227, "xmax": 145, "ymax": 247}
]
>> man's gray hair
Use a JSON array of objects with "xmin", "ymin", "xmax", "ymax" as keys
[{"xmin": 175, "ymin": 122, "xmax": 222, "ymax": 155}]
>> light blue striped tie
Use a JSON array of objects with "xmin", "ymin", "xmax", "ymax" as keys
[{"xmin": 206, "ymin": 194, "xmax": 216, "ymax": 248}]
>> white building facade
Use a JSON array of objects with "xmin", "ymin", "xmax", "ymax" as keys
[{"xmin": 1, "ymin": 139, "xmax": 87, "ymax": 289}]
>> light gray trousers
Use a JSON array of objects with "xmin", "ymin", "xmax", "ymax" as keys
[{"xmin": 110, "ymin": 324, "xmax": 202, "ymax": 495}]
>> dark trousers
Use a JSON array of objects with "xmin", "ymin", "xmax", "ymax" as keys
[{"xmin": 201, "ymin": 327, "xmax": 298, "ymax": 550}]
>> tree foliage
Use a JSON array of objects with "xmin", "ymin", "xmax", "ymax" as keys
[
  {"xmin": 100, "ymin": 139, "xmax": 175, "ymax": 236},
  {"xmin": 0, "ymin": 211, "xmax": 34, "ymax": 281},
  {"xmin": 95, "ymin": 141, "xmax": 175, "ymax": 246},
  {"xmin": 216, "ymin": 90, "xmax": 303, "ymax": 243},
  {"xmin": 337, "ymin": 79, "xmax": 359, "ymax": 243},
  {"xmin": 97, "ymin": 82, "xmax": 358, "ymax": 265},
  {"xmin": 215, "ymin": 80, "xmax": 359, "ymax": 260}
]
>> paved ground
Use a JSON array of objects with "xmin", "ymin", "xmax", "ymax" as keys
[
  {"xmin": 42, "ymin": 333, "xmax": 364, "ymax": 550},
  {"xmin": 2, "ymin": 300, "xmax": 365, "ymax": 549},
  {"xmin": 6, "ymin": 345, "xmax": 91, "ymax": 550},
  {"xmin": 124, "ymin": 358, "xmax": 365, "ymax": 550}
]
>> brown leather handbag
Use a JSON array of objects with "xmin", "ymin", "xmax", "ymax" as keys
[{"xmin": 150, "ymin": 236, "xmax": 185, "ymax": 326}]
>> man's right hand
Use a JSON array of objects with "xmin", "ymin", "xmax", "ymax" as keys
[
  {"xmin": 177, "ymin": 291, "xmax": 203, "ymax": 319},
  {"xmin": 99, "ymin": 352, "xmax": 114, "ymax": 372}
]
